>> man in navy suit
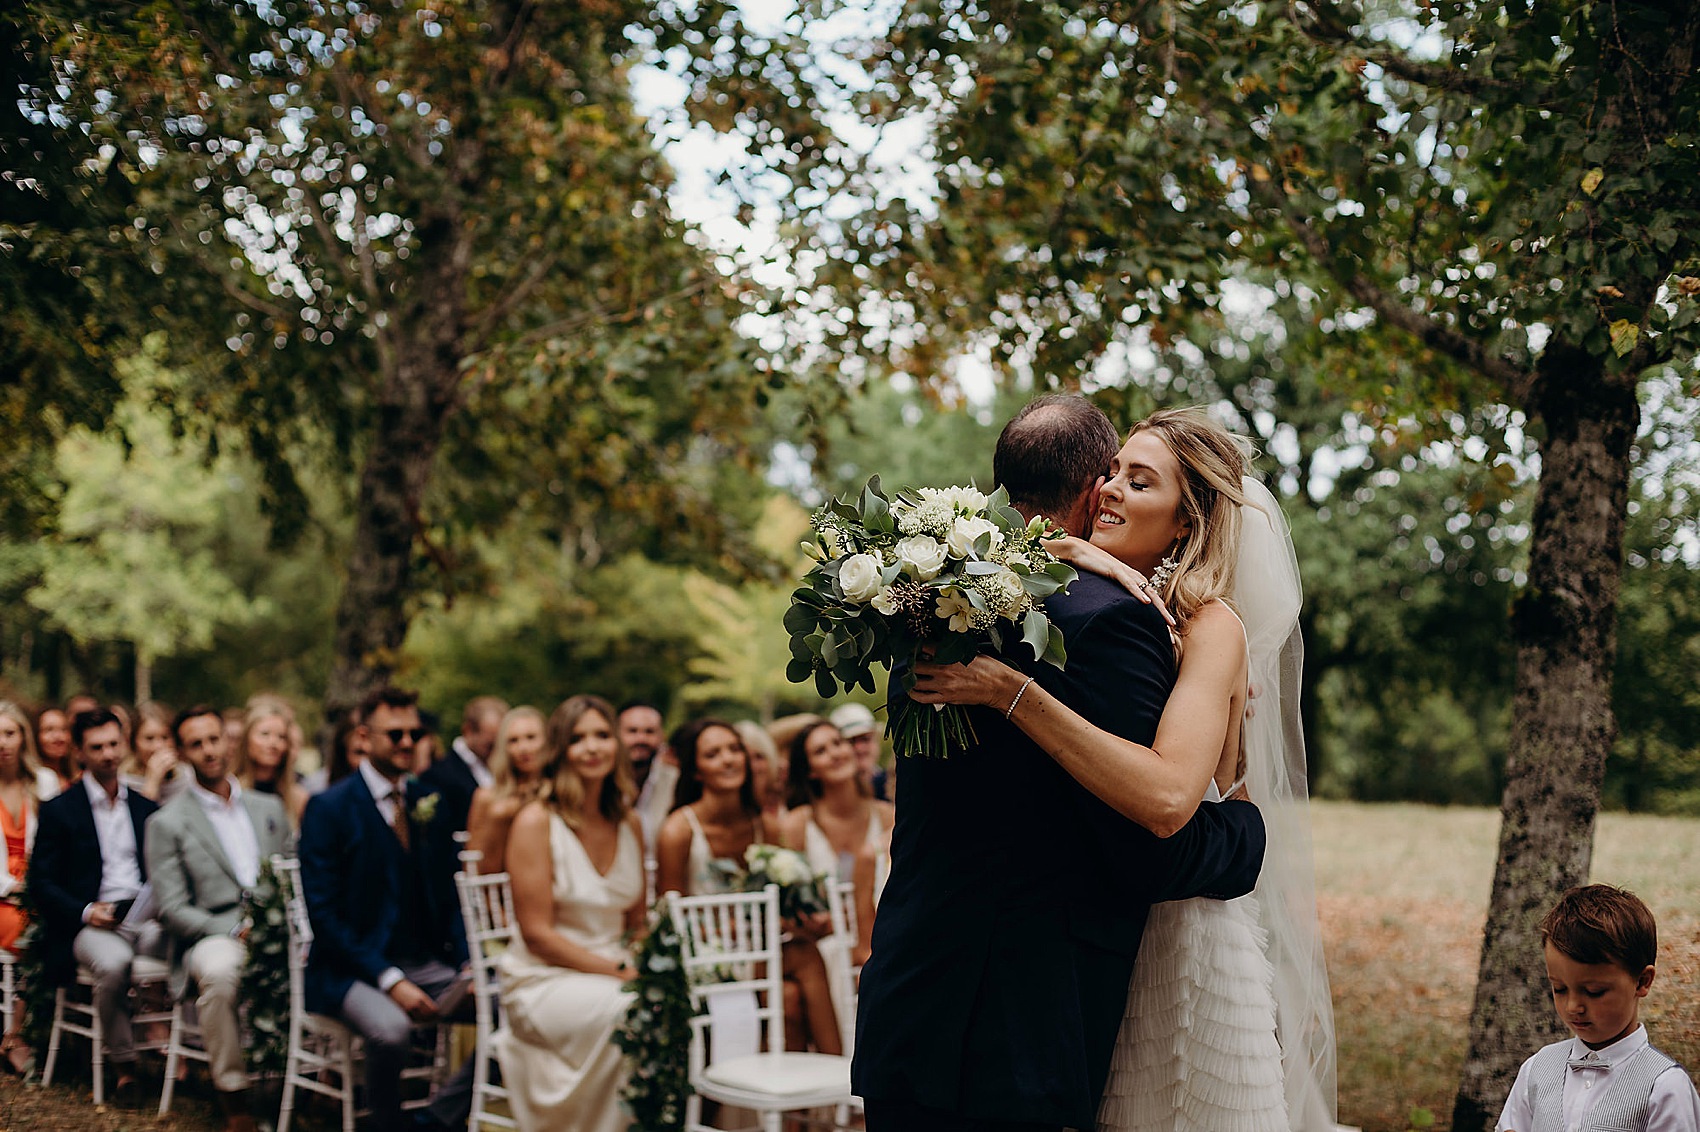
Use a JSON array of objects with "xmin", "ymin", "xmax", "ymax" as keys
[
  {"xmin": 29, "ymin": 708, "xmax": 161, "ymax": 1099},
  {"xmin": 854, "ymin": 395, "xmax": 1268, "ymax": 1132},
  {"xmin": 418, "ymin": 694, "xmax": 506, "ymax": 833},
  {"xmin": 298, "ymin": 686, "xmax": 472, "ymax": 1132}
]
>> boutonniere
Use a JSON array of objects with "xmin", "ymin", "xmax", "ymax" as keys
[{"xmin": 409, "ymin": 792, "xmax": 440, "ymax": 826}]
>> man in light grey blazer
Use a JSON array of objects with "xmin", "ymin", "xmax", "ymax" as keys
[{"xmin": 146, "ymin": 704, "xmax": 291, "ymax": 1132}]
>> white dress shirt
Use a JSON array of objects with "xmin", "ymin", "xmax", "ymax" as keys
[
  {"xmin": 190, "ymin": 778, "xmax": 262, "ymax": 889},
  {"xmin": 357, "ymin": 759, "xmax": 409, "ymax": 992},
  {"xmin": 1497, "ymin": 1025, "xmax": 1700, "ymax": 1132},
  {"xmin": 85, "ymin": 774, "xmax": 143, "ymax": 916},
  {"xmin": 452, "ymin": 736, "xmax": 495, "ymax": 790}
]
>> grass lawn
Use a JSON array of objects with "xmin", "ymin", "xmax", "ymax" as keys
[
  {"xmin": 3, "ymin": 801, "xmax": 1696, "ymax": 1130},
  {"xmin": 1317, "ymin": 801, "xmax": 1700, "ymax": 1131}
]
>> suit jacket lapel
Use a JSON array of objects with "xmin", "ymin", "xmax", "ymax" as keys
[
  {"xmin": 240, "ymin": 793, "xmax": 286, "ymax": 860},
  {"xmin": 182, "ymin": 798, "xmax": 240, "ymax": 885}
]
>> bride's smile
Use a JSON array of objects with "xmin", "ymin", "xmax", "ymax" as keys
[{"xmin": 1091, "ymin": 430, "xmax": 1192, "ymax": 574}]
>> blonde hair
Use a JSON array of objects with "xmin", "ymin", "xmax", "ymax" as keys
[
  {"xmin": 1126, "ymin": 407, "xmax": 1253, "ymax": 631},
  {"xmin": 235, "ymin": 698, "xmax": 302, "ymax": 816},
  {"xmin": 540, "ymin": 696, "xmax": 634, "ymax": 830},
  {"xmin": 489, "ymin": 706, "xmax": 548, "ymax": 800},
  {"xmin": 121, "ymin": 700, "xmax": 173, "ymax": 778},
  {"xmin": 0, "ymin": 702, "xmax": 44, "ymax": 797}
]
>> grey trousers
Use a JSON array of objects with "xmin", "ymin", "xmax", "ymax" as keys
[
  {"xmin": 71, "ymin": 921, "xmax": 165, "ymax": 1065},
  {"xmin": 337, "ymin": 960, "xmax": 474, "ymax": 1132}
]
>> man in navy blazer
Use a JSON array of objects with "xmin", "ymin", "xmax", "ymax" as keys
[
  {"xmin": 29, "ymin": 708, "xmax": 161, "ymax": 1095},
  {"xmin": 418, "ymin": 694, "xmax": 506, "ymax": 833},
  {"xmin": 298, "ymin": 686, "xmax": 471, "ymax": 1132},
  {"xmin": 854, "ymin": 396, "xmax": 1268, "ymax": 1132}
]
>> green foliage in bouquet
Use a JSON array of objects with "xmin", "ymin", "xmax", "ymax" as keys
[
  {"xmin": 786, "ymin": 476, "xmax": 1077, "ymax": 757},
  {"xmin": 13, "ymin": 890, "xmax": 54, "ymax": 1061},
  {"xmin": 240, "ymin": 857, "xmax": 292, "ymax": 1075},
  {"xmin": 711, "ymin": 844, "xmax": 829, "ymax": 922},
  {"xmin": 616, "ymin": 903, "xmax": 700, "ymax": 1132}
]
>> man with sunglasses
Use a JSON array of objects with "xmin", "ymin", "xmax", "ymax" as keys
[{"xmin": 298, "ymin": 686, "xmax": 473, "ymax": 1132}]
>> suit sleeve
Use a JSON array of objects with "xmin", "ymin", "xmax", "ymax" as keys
[
  {"xmin": 27, "ymin": 800, "xmax": 87, "ymax": 928},
  {"xmin": 298, "ymin": 794, "xmax": 393, "ymax": 988},
  {"xmin": 146, "ymin": 812, "xmax": 221, "ymax": 943},
  {"xmin": 1054, "ymin": 598, "xmax": 1266, "ymax": 905}
]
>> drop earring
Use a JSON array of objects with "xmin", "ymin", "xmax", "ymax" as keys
[{"xmin": 1147, "ymin": 540, "xmax": 1182, "ymax": 593}]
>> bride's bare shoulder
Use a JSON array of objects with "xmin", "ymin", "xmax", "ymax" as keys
[{"xmin": 1180, "ymin": 600, "xmax": 1248, "ymax": 658}]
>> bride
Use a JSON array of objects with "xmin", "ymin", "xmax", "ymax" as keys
[{"xmin": 911, "ymin": 407, "xmax": 1336, "ymax": 1131}]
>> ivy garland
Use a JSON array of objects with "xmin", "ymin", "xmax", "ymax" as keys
[
  {"xmin": 614, "ymin": 902, "xmax": 700, "ymax": 1132},
  {"xmin": 13, "ymin": 889, "xmax": 54, "ymax": 1062},
  {"xmin": 239, "ymin": 856, "xmax": 292, "ymax": 1075}
]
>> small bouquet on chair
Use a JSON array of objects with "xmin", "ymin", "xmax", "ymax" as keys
[
  {"xmin": 785, "ymin": 477, "xmax": 1077, "ymax": 759},
  {"xmin": 713, "ymin": 845, "xmax": 830, "ymax": 922}
]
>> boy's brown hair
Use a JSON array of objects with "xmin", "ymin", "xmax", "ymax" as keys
[{"xmin": 1539, "ymin": 884, "xmax": 1657, "ymax": 974}]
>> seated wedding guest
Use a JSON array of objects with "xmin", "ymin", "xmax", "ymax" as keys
[
  {"xmin": 621, "ymin": 700, "xmax": 676, "ymax": 855},
  {"xmin": 733, "ymin": 720, "xmax": 787, "ymax": 829},
  {"xmin": 235, "ymin": 698, "xmax": 306, "ymax": 825},
  {"xmin": 423, "ymin": 695, "xmax": 508, "ymax": 834},
  {"xmin": 121, "ymin": 701, "xmax": 185, "ymax": 803},
  {"xmin": 0, "ymin": 702, "xmax": 52, "ymax": 1072},
  {"xmin": 781, "ymin": 720, "xmax": 894, "ymax": 885},
  {"xmin": 496, "ymin": 695, "xmax": 644, "ymax": 1132},
  {"xmin": 146, "ymin": 705, "xmax": 290, "ymax": 1132},
  {"xmin": 465, "ymin": 705, "xmax": 547, "ymax": 875},
  {"xmin": 830, "ymin": 702, "xmax": 888, "ymax": 801},
  {"xmin": 298, "ymin": 686, "xmax": 472, "ymax": 1132},
  {"xmin": 302, "ymin": 711, "xmax": 367, "ymax": 796},
  {"xmin": 34, "ymin": 706, "xmax": 75, "ymax": 789},
  {"xmin": 412, "ymin": 709, "xmax": 442, "ymax": 777},
  {"xmin": 29, "ymin": 708, "xmax": 161, "ymax": 1102},
  {"xmin": 65, "ymin": 692, "xmax": 100, "ymax": 719},
  {"xmin": 657, "ymin": 718, "xmax": 842, "ymax": 1056}
]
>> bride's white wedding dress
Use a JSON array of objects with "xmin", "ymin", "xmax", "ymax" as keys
[{"xmin": 1097, "ymin": 477, "xmax": 1337, "ymax": 1132}]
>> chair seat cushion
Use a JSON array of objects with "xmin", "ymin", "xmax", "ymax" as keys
[{"xmin": 701, "ymin": 1051, "xmax": 851, "ymax": 1099}]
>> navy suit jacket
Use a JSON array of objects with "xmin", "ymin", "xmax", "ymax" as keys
[
  {"xmin": 419, "ymin": 749, "xmax": 479, "ymax": 834},
  {"xmin": 29, "ymin": 781, "xmax": 159, "ymax": 986},
  {"xmin": 852, "ymin": 573, "xmax": 1268, "ymax": 1129},
  {"xmin": 297, "ymin": 771, "xmax": 467, "ymax": 1015}
]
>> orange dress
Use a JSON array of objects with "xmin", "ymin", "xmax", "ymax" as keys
[{"xmin": 0, "ymin": 794, "xmax": 29, "ymax": 952}]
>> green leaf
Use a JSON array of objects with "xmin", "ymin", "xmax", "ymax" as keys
[{"xmin": 1022, "ymin": 609, "xmax": 1049, "ymax": 660}]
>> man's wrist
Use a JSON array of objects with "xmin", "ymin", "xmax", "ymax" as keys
[{"xmin": 378, "ymin": 967, "xmax": 405, "ymax": 992}]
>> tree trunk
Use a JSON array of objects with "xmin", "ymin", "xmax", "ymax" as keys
[
  {"xmin": 1451, "ymin": 345, "xmax": 1639, "ymax": 1130},
  {"xmin": 134, "ymin": 654, "xmax": 151, "ymax": 706},
  {"xmin": 322, "ymin": 210, "xmax": 470, "ymax": 719}
]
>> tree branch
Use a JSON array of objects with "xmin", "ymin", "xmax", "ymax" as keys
[
  {"xmin": 466, "ymin": 252, "xmax": 559, "ymax": 354},
  {"xmin": 1246, "ymin": 170, "xmax": 1534, "ymax": 403}
]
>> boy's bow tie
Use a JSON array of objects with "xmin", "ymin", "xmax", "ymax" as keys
[{"xmin": 1567, "ymin": 1051, "xmax": 1609, "ymax": 1071}]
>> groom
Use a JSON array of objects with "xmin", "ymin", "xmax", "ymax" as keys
[{"xmin": 853, "ymin": 394, "xmax": 1268, "ymax": 1132}]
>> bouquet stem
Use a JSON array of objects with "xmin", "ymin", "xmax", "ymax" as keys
[{"xmin": 888, "ymin": 698, "xmax": 979, "ymax": 759}]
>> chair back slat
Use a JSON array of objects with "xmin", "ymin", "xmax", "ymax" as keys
[
  {"xmin": 271, "ymin": 855, "xmax": 312, "ymax": 1017},
  {"xmin": 666, "ymin": 885, "xmax": 785, "ymax": 1049}
]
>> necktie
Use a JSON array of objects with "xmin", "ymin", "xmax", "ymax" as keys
[{"xmin": 390, "ymin": 789, "xmax": 411, "ymax": 853}]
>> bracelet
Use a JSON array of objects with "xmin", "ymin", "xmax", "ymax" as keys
[{"xmin": 1005, "ymin": 677, "xmax": 1036, "ymax": 720}]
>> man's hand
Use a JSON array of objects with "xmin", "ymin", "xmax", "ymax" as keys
[
  {"xmin": 388, "ymin": 979, "xmax": 439, "ymax": 1023},
  {"xmin": 87, "ymin": 902, "xmax": 118, "ymax": 930}
]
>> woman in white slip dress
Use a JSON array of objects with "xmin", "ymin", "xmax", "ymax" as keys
[
  {"xmin": 497, "ymin": 695, "xmax": 646, "ymax": 1132},
  {"xmin": 912, "ymin": 408, "xmax": 1337, "ymax": 1132},
  {"xmin": 779, "ymin": 720, "xmax": 894, "ymax": 885}
]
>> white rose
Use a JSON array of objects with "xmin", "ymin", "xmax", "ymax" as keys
[
  {"xmin": 838, "ymin": 553, "xmax": 884, "ymax": 603},
  {"xmin": 895, "ymin": 535, "xmax": 947, "ymax": 580},
  {"xmin": 946, "ymin": 515, "xmax": 1002, "ymax": 558}
]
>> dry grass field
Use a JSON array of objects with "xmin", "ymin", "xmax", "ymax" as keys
[
  {"xmin": 1317, "ymin": 801, "xmax": 1700, "ymax": 1132},
  {"xmin": 2, "ymin": 802, "xmax": 1696, "ymax": 1130}
]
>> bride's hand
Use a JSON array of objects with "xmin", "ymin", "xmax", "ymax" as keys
[
  {"xmin": 909, "ymin": 656, "xmax": 1025, "ymax": 710},
  {"xmin": 1045, "ymin": 535, "xmax": 1176, "ymax": 626}
]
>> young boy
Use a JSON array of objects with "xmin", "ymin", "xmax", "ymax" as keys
[{"xmin": 1497, "ymin": 884, "xmax": 1700, "ymax": 1132}]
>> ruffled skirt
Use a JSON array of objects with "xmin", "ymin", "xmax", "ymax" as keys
[{"xmin": 1097, "ymin": 895, "xmax": 1286, "ymax": 1132}]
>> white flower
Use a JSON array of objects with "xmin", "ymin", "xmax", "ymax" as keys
[
  {"xmin": 838, "ymin": 553, "xmax": 884, "ymax": 603},
  {"xmin": 918, "ymin": 485, "xmax": 990, "ymax": 514},
  {"xmin": 975, "ymin": 568, "xmax": 1028, "ymax": 620},
  {"xmin": 935, "ymin": 588, "xmax": 977, "ymax": 633},
  {"xmin": 871, "ymin": 586, "xmax": 899, "ymax": 615},
  {"xmin": 897, "ymin": 498, "xmax": 955, "ymax": 539},
  {"xmin": 894, "ymin": 535, "xmax": 948, "ymax": 580},
  {"xmin": 946, "ymin": 515, "xmax": 1002, "ymax": 558}
]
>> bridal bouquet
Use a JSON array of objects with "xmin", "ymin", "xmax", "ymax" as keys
[
  {"xmin": 785, "ymin": 477, "xmax": 1076, "ymax": 759},
  {"xmin": 712, "ymin": 844, "xmax": 830, "ymax": 921}
]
